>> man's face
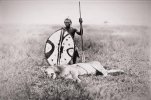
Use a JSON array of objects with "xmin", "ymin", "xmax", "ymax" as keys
[{"xmin": 64, "ymin": 22, "xmax": 71, "ymax": 28}]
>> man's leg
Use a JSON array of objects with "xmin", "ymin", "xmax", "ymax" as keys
[
  {"xmin": 68, "ymin": 53, "xmax": 77, "ymax": 64},
  {"xmin": 72, "ymin": 54, "xmax": 77, "ymax": 64},
  {"xmin": 73, "ymin": 49, "xmax": 80, "ymax": 64}
]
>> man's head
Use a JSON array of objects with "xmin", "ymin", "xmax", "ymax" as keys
[{"xmin": 64, "ymin": 18, "xmax": 72, "ymax": 28}]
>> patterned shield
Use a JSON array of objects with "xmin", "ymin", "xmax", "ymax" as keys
[{"xmin": 44, "ymin": 28, "xmax": 75, "ymax": 65}]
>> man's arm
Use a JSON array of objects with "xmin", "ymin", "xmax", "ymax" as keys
[
  {"xmin": 75, "ymin": 29, "xmax": 82, "ymax": 35},
  {"xmin": 75, "ymin": 18, "xmax": 83, "ymax": 35}
]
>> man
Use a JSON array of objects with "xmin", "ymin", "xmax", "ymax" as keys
[{"xmin": 63, "ymin": 18, "xmax": 83, "ymax": 64}]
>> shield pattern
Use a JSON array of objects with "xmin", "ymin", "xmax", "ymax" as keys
[{"xmin": 44, "ymin": 28, "xmax": 75, "ymax": 65}]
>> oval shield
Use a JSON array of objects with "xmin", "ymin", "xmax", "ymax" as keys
[{"xmin": 44, "ymin": 28, "xmax": 75, "ymax": 65}]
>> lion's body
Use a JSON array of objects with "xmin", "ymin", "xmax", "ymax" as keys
[{"xmin": 44, "ymin": 61, "xmax": 124, "ymax": 82}]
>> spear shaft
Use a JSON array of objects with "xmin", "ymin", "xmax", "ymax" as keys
[{"xmin": 79, "ymin": 1, "xmax": 85, "ymax": 62}]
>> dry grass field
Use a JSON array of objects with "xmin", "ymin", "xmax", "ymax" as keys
[{"xmin": 0, "ymin": 24, "xmax": 151, "ymax": 100}]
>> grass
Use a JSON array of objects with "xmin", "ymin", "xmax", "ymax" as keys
[{"xmin": 0, "ymin": 24, "xmax": 150, "ymax": 100}]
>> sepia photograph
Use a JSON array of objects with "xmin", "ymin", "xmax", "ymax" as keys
[{"xmin": 0, "ymin": 0, "xmax": 151, "ymax": 100}]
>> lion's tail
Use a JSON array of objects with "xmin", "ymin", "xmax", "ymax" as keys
[{"xmin": 107, "ymin": 69, "xmax": 124, "ymax": 76}]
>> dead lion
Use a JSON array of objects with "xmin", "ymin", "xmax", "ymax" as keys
[{"xmin": 44, "ymin": 61, "xmax": 124, "ymax": 83}]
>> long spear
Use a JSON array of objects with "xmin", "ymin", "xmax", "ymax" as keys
[{"xmin": 79, "ymin": 1, "xmax": 85, "ymax": 62}]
